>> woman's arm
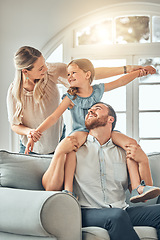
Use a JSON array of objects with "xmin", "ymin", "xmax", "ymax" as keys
[
  {"xmin": 11, "ymin": 124, "xmax": 32, "ymax": 136},
  {"xmin": 11, "ymin": 124, "xmax": 42, "ymax": 141},
  {"xmin": 94, "ymin": 65, "xmax": 156, "ymax": 80}
]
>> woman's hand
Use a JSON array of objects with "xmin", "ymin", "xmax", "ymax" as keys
[
  {"xmin": 127, "ymin": 65, "xmax": 156, "ymax": 75},
  {"xmin": 25, "ymin": 138, "xmax": 35, "ymax": 154},
  {"xmin": 27, "ymin": 129, "xmax": 42, "ymax": 142}
]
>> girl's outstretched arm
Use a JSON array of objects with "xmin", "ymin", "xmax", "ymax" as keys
[
  {"xmin": 104, "ymin": 69, "xmax": 140, "ymax": 92},
  {"xmin": 104, "ymin": 67, "xmax": 155, "ymax": 92},
  {"xmin": 36, "ymin": 96, "xmax": 71, "ymax": 133}
]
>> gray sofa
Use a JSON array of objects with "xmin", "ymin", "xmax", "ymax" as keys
[{"xmin": 0, "ymin": 150, "xmax": 160, "ymax": 240}]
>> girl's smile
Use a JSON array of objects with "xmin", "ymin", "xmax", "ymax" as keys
[{"xmin": 67, "ymin": 63, "xmax": 88, "ymax": 87}]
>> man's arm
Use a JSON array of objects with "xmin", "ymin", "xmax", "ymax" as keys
[{"xmin": 42, "ymin": 136, "xmax": 79, "ymax": 191}]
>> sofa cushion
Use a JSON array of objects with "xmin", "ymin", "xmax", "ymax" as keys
[
  {"xmin": 0, "ymin": 150, "xmax": 52, "ymax": 190},
  {"xmin": 134, "ymin": 226, "xmax": 158, "ymax": 240},
  {"xmin": 82, "ymin": 226, "xmax": 158, "ymax": 240},
  {"xmin": 82, "ymin": 227, "xmax": 110, "ymax": 240}
]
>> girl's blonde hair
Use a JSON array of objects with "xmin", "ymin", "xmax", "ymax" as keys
[
  {"xmin": 12, "ymin": 46, "xmax": 44, "ymax": 119},
  {"xmin": 67, "ymin": 58, "xmax": 95, "ymax": 99}
]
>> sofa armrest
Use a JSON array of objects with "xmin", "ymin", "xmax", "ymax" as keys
[{"xmin": 0, "ymin": 188, "xmax": 82, "ymax": 240}]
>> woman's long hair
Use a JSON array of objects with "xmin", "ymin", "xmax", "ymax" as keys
[
  {"xmin": 12, "ymin": 46, "xmax": 43, "ymax": 119},
  {"xmin": 67, "ymin": 58, "xmax": 95, "ymax": 99}
]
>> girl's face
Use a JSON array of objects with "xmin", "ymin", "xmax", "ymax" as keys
[
  {"xmin": 67, "ymin": 63, "xmax": 90, "ymax": 87},
  {"xmin": 24, "ymin": 55, "xmax": 48, "ymax": 83}
]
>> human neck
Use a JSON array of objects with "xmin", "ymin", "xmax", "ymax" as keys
[
  {"xmin": 77, "ymin": 84, "xmax": 93, "ymax": 97},
  {"xmin": 89, "ymin": 126, "xmax": 112, "ymax": 145},
  {"xmin": 23, "ymin": 76, "xmax": 35, "ymax": 91}
]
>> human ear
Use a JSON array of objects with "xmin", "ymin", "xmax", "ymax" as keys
[
  {"xmin": 108, "ymin": 116, "xmax": 114, "ymax": 123},
  {"xmin": 86, "ymin": 71, "xmax": 91, "ymax": 80},
  {"xmin": 22, "ymin": 69, "xmax": 28, "ymax": 75}
]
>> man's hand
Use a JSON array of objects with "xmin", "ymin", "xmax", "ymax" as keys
[
  {"xmin": 55, "ymin": 136, "xmax": 79, "ymax": 155},
  {"xmin": 25, "ymin": 138, "xmax": 35, "ymax": 154}
]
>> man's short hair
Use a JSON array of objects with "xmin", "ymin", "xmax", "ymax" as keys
[{"xmin": 92, "ymin": 102, "xmax": 117, "ymax": 130}]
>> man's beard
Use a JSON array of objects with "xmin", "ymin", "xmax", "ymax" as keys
[{"xmin": 85, "ymin": 115, "xmax": 108, "ymax": 130}]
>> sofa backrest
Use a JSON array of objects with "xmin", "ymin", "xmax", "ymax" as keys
[
  {"xmin": 148, "ymin": 152, "xmax": 160, "ymax": 188},
  {"xmin": 0, "ymin": 150, "xmax": 52, "ymax": 190},
  {"xmin": 0, "ymin": 150, "xmax": 160, "ymax": 203}
]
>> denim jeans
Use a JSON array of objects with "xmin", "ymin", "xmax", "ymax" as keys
[
  {"xmin": 81, "ymin": 204, "xmax": 160, "ymax": 240},
  {"xmin": 19, "ymin": 124, "xmax": 66, "ymax": 154}
]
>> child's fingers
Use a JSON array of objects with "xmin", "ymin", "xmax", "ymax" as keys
[
  {"xmin": 25, "ymin": 147, "xmax": 29, "ymax": 155},
  {"xmin": 31, "ymin": 131, "xmax": 42, "ymax": 141},
  {"xmin": 68, "ymin": 136, "xmax": 79, "ymax": 148},
  {"xmin": 125, "ymin": 144, "xmax": 138, "ymax": 159}
]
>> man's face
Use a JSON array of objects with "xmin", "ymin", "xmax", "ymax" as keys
[{"xmin": 85, "ymin": 103, "xmax": 109, "ymax": 130}]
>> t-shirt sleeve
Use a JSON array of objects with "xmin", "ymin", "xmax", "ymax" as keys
[
  {"xmin": 46, "ymin": 62, "xmax": 69, "ymax": 88},
  {"xmin": 6, "ymin": 83, "xmax": 23, "ymax": 125},
  {"xmin": 92, "ymin": 83, "xmax": 105, "ymax": 102}
]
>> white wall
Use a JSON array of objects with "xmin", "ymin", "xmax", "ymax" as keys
[{"xmin": 0, "ymin": 0, "xmax": 160, "ymax": 151}]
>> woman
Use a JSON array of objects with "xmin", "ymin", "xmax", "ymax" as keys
[{"xmin": 6, "ymin": 46, "xmax": 155, "ymax": 154}]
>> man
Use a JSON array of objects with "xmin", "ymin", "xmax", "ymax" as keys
[
  {"xmin": 73, "ymin": 102, "xmax": 160, "ymax": 240},
  {"xmin": 42, "ymin": 102, "xmax": 160, "ymax": 240}
]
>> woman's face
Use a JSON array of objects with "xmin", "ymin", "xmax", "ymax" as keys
[{"xmin": 26, "ymin": 55, "xmax": 48, "ymax": 82}]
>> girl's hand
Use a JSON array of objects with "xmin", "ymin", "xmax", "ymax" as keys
[
  {"xmin": 126, "ymin": 144, "xmax": 147, "ymax": 164},
  {"xmin": 27, "ymin": 129, "xmax": 42, "ymax": 142},
  {"xmin": 55, "ymin": 136, "xmax": 79, "ymax": 155},
  {"xmin": 25, "ymin": 138, "xmax": 35, "ymax": 154},
  {"xmin": 143, "ymin": 65, "xmax": 156, "ymax": 75},
  {"xmin": 138, "ymin": 69, "xmax": 148, "ymax": 77},
  {"xmin": 138, "ymin": 66, "xmax": 156, "ymax": 77}
]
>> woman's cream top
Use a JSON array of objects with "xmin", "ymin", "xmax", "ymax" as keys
[{"xmin": 7, "ymin": 62, "xmax": 69, "ymax": 154}]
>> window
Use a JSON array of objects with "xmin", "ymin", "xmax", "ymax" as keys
[
  {"xmin": 75, "ymin": 19, "xmax": 112, "ymax": 46},
  {"xmin": 44, "ymin": 3, "xmax": 160, "ymax": 153},
  {"xmin": 75, "ymin": 15, "xmax": 156, "ymax": 45},
  {"xmin": 46, "ymin": 44, "xmax": 63, "ymax": 63},
  {"xmin": 152, "ymin": 16, "xmax": 160, "ymax": 42},
  {"xmin": 116, "ymin": 16, "xmax": 150, "ymax": 44},
  {"xmin": 138, "ymin": 57, "xmax": 160, "ymax": 153},
  {"xmin": 91, "ymin": 59, "xmax": 127, "ymax": 134}
]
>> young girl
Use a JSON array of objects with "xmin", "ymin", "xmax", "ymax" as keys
[{"xmin": 25, "ymin": 58, "xmax": 159, "ymax": 202}]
